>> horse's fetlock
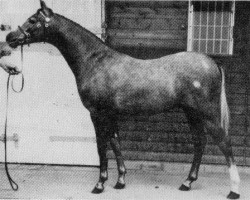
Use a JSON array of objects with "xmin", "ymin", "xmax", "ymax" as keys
[
  {"xmin": 100, "ymin": 176, "xmax": 108, "ymax": 183},
  {"xmin": 189, "ymin": 176, "xmax": 197, "ymax": 182},
  {"xmin": 119, "ymin": 169, "xmax": 126, "ymax": 176},
  {"xmin": 118, "ymin": 166, "xmax": 126, "ymax": 175},
  {"xmin": 100, "ymin": 171, "xmax": 108, "ymax": 182}
]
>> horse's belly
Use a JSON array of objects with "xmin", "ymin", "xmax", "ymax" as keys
[{"xmin": 114, "ymin": 92, "xmax": 175, "ymax": 114}]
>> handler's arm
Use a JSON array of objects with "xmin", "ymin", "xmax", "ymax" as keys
[
  {"xmin": 0, "ymin": 60, "xmax": 20, "ymax": 75},
  {"xmin": 0, "ymin": 42, "xmax": 20, "ymax": 75}
]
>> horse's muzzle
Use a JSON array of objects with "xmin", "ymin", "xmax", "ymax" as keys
[{"xmin": 6, "ymin": 32, "xmax": 24, "ymax": 48}]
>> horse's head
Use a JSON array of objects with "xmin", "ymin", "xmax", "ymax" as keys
[{"xmin": 6, "ymin": 0, "xmax": 54, "ymax": 48}]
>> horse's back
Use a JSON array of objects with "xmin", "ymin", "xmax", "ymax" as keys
[
  {"xmin": 119, "ymin": 51, "xmax": 221, "ymax": 91},
  {"xmin": 115, "ymin": 51, "xmax": 219, "ymax": 78},
  {"xmin": 156, "ymin": 51, "xmax": 219, "ymax": 75}
]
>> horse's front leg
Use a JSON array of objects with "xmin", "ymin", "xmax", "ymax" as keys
[
  {"xmin": 109, "ymin": 126, "xmax": 126, "ymax": 189},
  {"xmin": 110, "ymin": 137, "xmax": 126, "ymax": 189},
  {"xmin": 91, "ymin": 114, "xmax": 109, "ymax": 194},
  {"xmin": 105, "ymin": 115, "xmax": 126, "ymax": 189}
]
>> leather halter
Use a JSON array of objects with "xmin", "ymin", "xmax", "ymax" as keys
[
  {"xmin": 18, "ymin": 26, "xmax": 30, "ymax": 44},
  {"xmin": 17, "ymin": 11, "xmax": 51, "ymax": 45}
]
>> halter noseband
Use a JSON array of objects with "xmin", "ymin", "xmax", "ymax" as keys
[{"xmin": 18, "ymin": 26, "xmax": 30, "ymax": 44}]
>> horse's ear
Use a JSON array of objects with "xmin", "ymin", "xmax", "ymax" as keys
[
  {"xmin": 40, "ymin": 0, "xmax": 47, "ymax": 9},
  {"xmin": 40, "ymin": 0, "xmax": 54, "ymax": 16}
]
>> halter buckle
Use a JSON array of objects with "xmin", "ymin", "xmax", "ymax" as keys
[{"xmin": 39, "ymin": 11, "xmax": 51, "ymax": 24}]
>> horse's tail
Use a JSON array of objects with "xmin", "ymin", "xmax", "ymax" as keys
[{"xmin": 220, "ymin": 67, "xmax": 230, "ymax": 136}]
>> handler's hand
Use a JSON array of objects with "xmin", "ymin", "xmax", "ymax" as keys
[
  {"xmin": 1, "ymin": 62, "xmax": 20, "ymax": 75},
  {"xmin": 0, "ymin": 42, "xmax": 20, "ymax": 75}
]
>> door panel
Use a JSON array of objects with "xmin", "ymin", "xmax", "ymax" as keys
[{"xmin": 0, "ymin": 0, "xmax": 103, "ymax": 166}]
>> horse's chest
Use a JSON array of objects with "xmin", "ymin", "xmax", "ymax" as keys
[{"xmin": 76, "ymin": 75, "xmax": 111, "ymax": 109}]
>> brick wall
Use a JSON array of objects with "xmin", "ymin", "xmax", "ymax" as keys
[{"xmin": 106, "ymin": 1, "xmax": 250, "ymax": 166}]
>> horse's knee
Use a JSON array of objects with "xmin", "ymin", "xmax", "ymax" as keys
[
  {"xmin": 110, "ymin": 138, "xmax": 121, "ymax": 152},
  {"xmin": 193, "ymin": 134, "xmax": 207, "ymax": 149}
]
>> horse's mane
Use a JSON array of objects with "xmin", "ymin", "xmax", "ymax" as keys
[{"xmin": 56, "ymin": 13, "xmax": 106, "ymax": 46}]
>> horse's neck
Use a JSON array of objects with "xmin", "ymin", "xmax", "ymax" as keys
[{"xmin": 49, "ymin": 14, "xmax": 108, "ymax": 77}]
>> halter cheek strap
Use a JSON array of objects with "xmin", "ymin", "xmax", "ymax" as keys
[
  {"xmin": 39, "ymin": 11, "xmax": 51, "ymax": 43},
  {"xmin": 18, "ymin": 26, "xmax": 30, "ymax": 43},
  {"xmin": 39, "ymin": 11, "xmax": 51, "ymax": 26}
]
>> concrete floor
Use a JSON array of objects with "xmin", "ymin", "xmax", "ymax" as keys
[{"xmin": 0, "ymin": 162, "xmax": 250, "ymax": 200}]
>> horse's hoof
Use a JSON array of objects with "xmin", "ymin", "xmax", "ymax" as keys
[
  {"xmin": 179, "ymin": 184, "xmax": 191, "ymax": 191},
  {"xmin": 227, "ymin": 191, "xmax": 240, "ymax": 199},
  {"xmin": 114, "ymin": 182, "xmax": 125, "ymax": 189},
  {"xmin": 91, "ymin": 187, "xmax": 104, "ymax": 194}
]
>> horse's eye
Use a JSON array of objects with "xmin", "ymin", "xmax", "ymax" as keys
[{"xmin": 29, "ymin": 18, "xmax": 36, "ymax": 24}]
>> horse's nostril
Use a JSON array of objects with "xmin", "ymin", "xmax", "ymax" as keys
[
  {"xmin": 6, "ymin": 33, "xmax": 20, "ymax": 48},
  {"xmin": 6, "ymin": 33, "xmax": 14, "ymax": 43}
]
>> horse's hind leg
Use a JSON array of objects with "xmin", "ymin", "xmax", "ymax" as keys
[
  {"xmin": 91, "ymin": 114, "xmax": 109, "ymax": 194},
  {"xmin": 179, "ymin": 108, "xmax": 207, "ymax": 191},
  {"xmin": 107, "ymin": 116, "xmax": 126, "ymax": 189},
  {"xmin": 205, "ymin": 119, "xmax": 240, "ymax": 199}
]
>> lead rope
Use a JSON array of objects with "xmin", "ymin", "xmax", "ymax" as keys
[
  {"xmin": 4, "ymin": 75, "xmax": 19, "ymax": 191},
  {"xmin": 4, "ymin": 45, "xmax": 25, "ymax": 191},
  {"xmin": 12, "ymin": 45, "xmax": 24, "ymax": 93}
]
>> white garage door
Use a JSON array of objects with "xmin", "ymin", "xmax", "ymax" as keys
[{"xmin": 0, "ymin": 0, "xmax": 105, "ymax": 165}]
